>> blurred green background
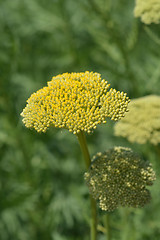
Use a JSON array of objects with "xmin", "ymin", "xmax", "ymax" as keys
[{"xmin": 0, "ymin": 0, "xmax": 160, "ymax": 239}]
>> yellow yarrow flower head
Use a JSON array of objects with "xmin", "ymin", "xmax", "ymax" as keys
[
  {"xmin": 134, "ymin": 0, "xmax": 160, "ymax": 24},
  {"xmin": 84, "ymin": 147, "xmax": 156, "ymax": 211},
  {"xmin": 21, "ymin": 71, "xmax": 130, "ymax": 134},
  {"xmin": 114, "ymin": 95, "xmax": 160, "ymax": 145}
]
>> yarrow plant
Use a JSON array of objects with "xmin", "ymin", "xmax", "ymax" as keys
[
  {"xmin": 134, "ymin": 0, "xmax": 160, "ymax": 24},
  {"xmin": 21, "ymin": 72, "xmax": 155, "ymax": 240},
  {"xmin": 114, "ymin": 95, "xmax": 160, "ymax": 145},
  {"xmin": 85, "ymin": 147, "xmax": 156, "ymax": 211},
  {"xmin": 21, "ymin": 71, "xmax": 129, "ymax": 134}
]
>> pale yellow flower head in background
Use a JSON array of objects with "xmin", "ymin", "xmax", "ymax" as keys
[
  {"xmin": 114, "ymin": 95, "xmax": 160, "ymax": 145},
  {"xmin": 21, "ymin": 71, "xmax": 130, "ymax": 134},
  {"xmin": 134, "ymin": 0, "xmax": 160, "ymax": 24},
  {"xmin": 85, "ymin": 147, "xmax": 156, "ymax": 211}
]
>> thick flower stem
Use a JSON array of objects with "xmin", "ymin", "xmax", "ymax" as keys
[
  {"xmin": 104, "ymin": 214, "xmax": 111, "ymax": 240},
  {"xmin": 77, "ymin": 131, "xmax": 97, "ymax": 240}
]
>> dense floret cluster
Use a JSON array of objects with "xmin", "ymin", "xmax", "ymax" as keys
[
  {"xmin": 134, "ymin": 0, "xmax": 160, "ymax": 24},
  {"xmin": 84, "ymin": 147, "xmax": 155, "ymax": 211},
  {"xmin": 114, "ymin": 95, "xmax": 160, "ymax": 145},
  {"xmin": 21, "ymin": 72, "xmax": 130, "ymax": 134}
]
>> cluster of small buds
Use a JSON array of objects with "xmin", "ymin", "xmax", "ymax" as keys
[
  {"xmin": 114, "ymin": 95, "xmax": 160, "ymax": 145},
  {"xmin": 134, "ymin": 0, "xmax": 160, "ymax": 24},
  {"xmin": 84, "ymin": 147, "xmax": 156, "ymax": 211},
  {"xmin": 21, "ymin": 71, "xmax": 130, "ymax": 134}
]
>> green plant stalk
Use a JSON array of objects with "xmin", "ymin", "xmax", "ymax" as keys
[
  {"xmin": 77, "ymin": 131, "xmax": 97, "ymax": 240},
  {"xmin": 104, "ymin": 214, "xmax": 111, "ymax": 240}
]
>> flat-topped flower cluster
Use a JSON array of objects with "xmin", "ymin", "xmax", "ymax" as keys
[
  {"xmin": 114, "ymin": 95, "xmax": 160, "ymax": 145},
  {"xmin": 21, "ymin": 71, "xmax": 130, "ymax": 134},
  {"xmin": 134, "ymin": 0, "xmax": 160, "ymax": 24},
  {"xmin": 85, "ymin": 147, "xmax": 156, "ymax": 211}
]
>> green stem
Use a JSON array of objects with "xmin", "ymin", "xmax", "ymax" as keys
[
  {"xmin": 77, "ymin": 131, "xmax": 97, "ymax": 240},
  {"xmin": 104, "ymin": 214, "xmax": 111, "ymax": 240},
  {"xmin": 155, "ymin": 145, "xmax": 160, "ymax": 157},
  {"xmin": 144, "ymin": 26, "xmax": 160, "ymax": 45}
]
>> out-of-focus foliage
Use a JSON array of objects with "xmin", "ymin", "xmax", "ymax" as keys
[{"xmin": 0, "ymin": 0, "xmax": 160, "ymax": 239}]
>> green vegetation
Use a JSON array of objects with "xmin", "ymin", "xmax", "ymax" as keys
[{"xmin": 0, "ymin": 0, "xmax": 160, "ymax": 239}]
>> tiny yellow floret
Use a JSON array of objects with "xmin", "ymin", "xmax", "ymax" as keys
[{"xmin": 21, "ymin": 71, "xmax": 130, "ymax": 134}]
